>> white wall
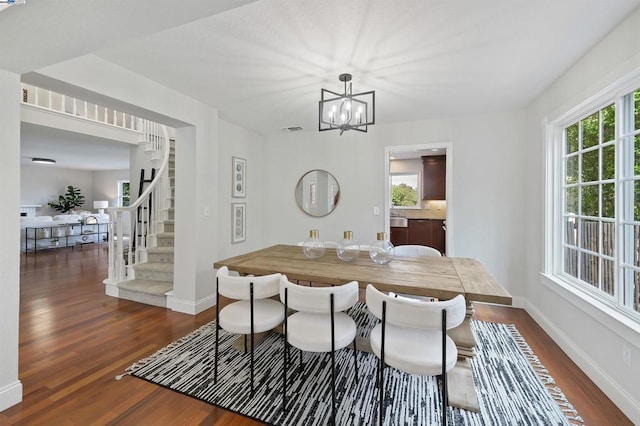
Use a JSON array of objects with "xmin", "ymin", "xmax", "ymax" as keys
[
  {"xmin": 0, "ymin": 71, "xmax": 23, "ymax": 411},
  {"xmin": 524, "ymin": 8, "xmax": 640, "ymax": 423},
  {"xmin": 21, "ymin": 165, "xmax": 129, "ymax": 216},
  {"xmin": 92, "ymin": 169, "xmax": 129, "ymax": 208},
  {"xmin": 263, "ymin": 110, "xmax": 527, "ymax": 298},
  {"xmin": 217, "ymin": 119, "xmax": 266, "ymax": 260},
  {"xmin": 20, "ymin": 165, "xmax": 94, "ymax": 216},
  {"xmin": 390, "ymin": 158, "xmax": 422, "ymax": 174}
]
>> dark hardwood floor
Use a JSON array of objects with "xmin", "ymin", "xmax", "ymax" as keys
[{"xmin": 0, "ymin": 244, "xmax": 630, "ymax": 425}]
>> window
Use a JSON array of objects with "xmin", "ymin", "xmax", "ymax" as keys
[
  {"xmin": 390, "ymin": 173, "xmax": 420, "ymax": 208},
  {"xmin": 118, "ymin": 180, "xmax": 130, "ymax": 207},
  {"xmin": 549, "ymin": 81, "xmax": 640, "ymax": 320}
]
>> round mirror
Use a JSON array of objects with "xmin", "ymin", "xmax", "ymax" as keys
[{"xmin": 295, "ymin": 170, "xmax": 340, "ymax": 217}]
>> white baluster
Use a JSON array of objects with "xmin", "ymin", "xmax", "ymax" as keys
[
  {"xmin": 48, "ymin": 90, "xmax": 52, "ymax": 110},
  {"xmin": 62, "ymin": 95, "xmax": 66, "ymax": 113},
  {"xmin": 73, "ymin": 98, "xmax": 77, "ymax": 115}
]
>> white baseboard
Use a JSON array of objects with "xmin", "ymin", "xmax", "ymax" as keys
[
  {"xmin": 167, "ymin": 293, "xmax": 216, "ymax": 315},
  {"xmin": 511, "ymin": 295, "xmax": 526, "ymax": 309},
  {"xmin": 0, "ymin": 380, "xmax": 22, "ymax": 412},
  {"xmin": 524, "ymin": 300, "xmax": 640, "ymax": 424}
]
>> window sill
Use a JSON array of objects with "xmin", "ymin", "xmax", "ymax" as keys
[{"xmin": 539, "ymin": 272, "xmax": 640, "ymax": 340}]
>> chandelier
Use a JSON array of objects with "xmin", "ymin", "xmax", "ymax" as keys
[{"xmin": 319, "ymin": 73, "xmax": 375, "ymax": 135}]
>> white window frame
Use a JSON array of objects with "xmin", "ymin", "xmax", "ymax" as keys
[
  {"xmin": 545, "ymin": 69, "xmax": 640, "ymax": 323},
  {"xmin": 117, "ymin": 179, "xmax": 130, "ymax": 207}
]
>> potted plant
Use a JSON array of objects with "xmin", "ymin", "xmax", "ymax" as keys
[{"xmin": 48, "ymin": 186, "xmax": 85, "ymax": 213}]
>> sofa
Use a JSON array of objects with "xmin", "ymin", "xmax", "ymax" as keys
[{"xmin": 21, "ymin": 213, "xmax": 110, "ymax": 253}]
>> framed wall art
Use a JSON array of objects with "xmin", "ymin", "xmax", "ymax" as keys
[
  {"xmin": 232, "ymin": 156, "xmax": 246, "ymax": 198},
  {"xmin": 231, "ymin": 202, "xmax": 246, "ymax": 243}
]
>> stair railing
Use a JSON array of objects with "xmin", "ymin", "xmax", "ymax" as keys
[
  {"xmin": 107, "ymin": 123, "xmax": 170, "ymax": 282},
  {"xmin": 21, "ymin": 83, "xmax": 143, "ymax": 131}
]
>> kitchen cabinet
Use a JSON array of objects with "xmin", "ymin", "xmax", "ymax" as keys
[
  {"xmin": 422, "ymin": 155, "xmax": 446, "ymax": 200},
  {"xmin": 390, "ymin": 226, "xmax": 409, "ymax": 246},
  {"xmin": 407, "ymin": 219, "xmax": 445, "ymax": 254}
]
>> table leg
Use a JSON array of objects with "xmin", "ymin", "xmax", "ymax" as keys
[{"xmin": 448, "ymin": 301, "xmax": 477, "ymax": 358}]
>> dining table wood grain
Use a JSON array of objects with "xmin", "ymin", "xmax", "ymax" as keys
[{"xmin": 214, "ymin": 244, "xmax": 512, "ymax": 306}]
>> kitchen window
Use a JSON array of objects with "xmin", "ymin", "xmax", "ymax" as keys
[
  {"xmin": 390, "ymin": 173, "xmax": 420, "ymax": 209},
  {"xmin": 547, "ymin": 75, "xmax": 640, "ymax": 321}
]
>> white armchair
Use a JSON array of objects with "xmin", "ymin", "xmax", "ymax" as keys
[{"xmin": 365, "ymin": 284, "xmax": 466, "ymax": 426}]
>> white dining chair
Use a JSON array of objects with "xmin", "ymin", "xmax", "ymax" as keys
[
  {"xmin": 215, "ymin": 266, "xmax": 283, "ymax": 396},
  {"xmin": 393, "ymin": 244, "xmax": 442, "ymax": 257},
  {"xmin": 280, "ymin": 276, "xmax": 359, "ymax": 426},
  {"xmin": 365, "ymin": 284, "xmax": 466, "ymax": 426}
]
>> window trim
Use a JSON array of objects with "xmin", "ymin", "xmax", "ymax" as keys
[
  {"xmin": 544, "ymin": 67, "xmax": 640, "ymax": 323},
  {"xmin": 117, "ymin": 179, "xmax": 130, "ymax": 207}
]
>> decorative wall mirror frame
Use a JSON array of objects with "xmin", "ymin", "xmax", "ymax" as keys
[{"xmin": 295, "ymin": 169, "xmax": 340, "ymax": 217}]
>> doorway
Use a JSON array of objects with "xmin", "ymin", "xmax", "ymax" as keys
[{"xmin": 384, "ymin": 142, "xmax": 453, "ymax": 255}]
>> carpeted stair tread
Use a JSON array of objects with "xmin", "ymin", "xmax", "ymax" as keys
[
  {"xmin": 118, "ymin": 279, "xmax": 172, "ymax": 295},
  {"xmin": 146, "ymin": 246, "xmax": 174, "ymax": 254},
  {"xmin": 156, "ymin": 232, "xmax": 175, "ymax": 238},
  {"xmin": 133, "ymin": 262, "xmax": 174, "ymax": 272}
]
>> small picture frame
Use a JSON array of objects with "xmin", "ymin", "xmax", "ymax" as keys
[
  {"xmin": 231, "ymin": 203, "xmax": 246, "ymax": 243},
  {"xmin": 232, "ymin": 156, "xmax": 246, "ymax": 198}
]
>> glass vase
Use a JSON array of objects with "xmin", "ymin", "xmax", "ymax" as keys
[
  {"xmin": 369, "ymin": 232, "xmax": 395, "ymax": 264},
  {"xmin": 337, "ymin": 230, "xmax": 360, "ymax": 262},
  {"xmin": 302, "ymin": 229, "xmax": 326, "ymax": 259}
]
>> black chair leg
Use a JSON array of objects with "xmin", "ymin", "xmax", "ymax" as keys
[
  {"xmin": 282, "ymin": 333, "xmax": 287, "ymax": 416},
  {"xmin": 214, "ymin": 287, "xmax": 219, "ymax": 384},
  {"xmin": 353, "ymin": 338, "xmax": 358, "ymax": 384},
  {"xmin": 378, "ymin": 358, "xmax": 384, "ymax": 426},
  {"xmin": 331, "ymin": 351, "xmax": 336, "ymax": 426},
  {"xmin": 442, "ymin": 372, "xmax": 447, "ymax": 426},
  {"xmin": 250, "ymin": 332, "xmax": 254, "ymax": 397}
]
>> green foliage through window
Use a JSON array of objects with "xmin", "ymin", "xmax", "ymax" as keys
[{"xmin": 391, "ymin": 174, "xmax": 419, "ymax": 207}]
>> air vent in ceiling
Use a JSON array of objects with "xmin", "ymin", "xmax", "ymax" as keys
[{"xmin": 281, "ymin": 126, "xmax": 304, "ymax": 132}]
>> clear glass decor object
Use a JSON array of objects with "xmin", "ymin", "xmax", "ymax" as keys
[
  {"xmin": 303, "ymin": 229, "xmax": 326, "ymax": 259},
  {"xmin": 369, "ymin": 232, "xmax": 395, "ymax": 265},
  {"xmin": 337, "ymin": 230, "xmax": 360, "ymax": 262}
]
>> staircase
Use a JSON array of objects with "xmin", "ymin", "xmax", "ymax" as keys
[{"xmin": 105, "ymin": 130, "xmax": 175, "ymax": 307}]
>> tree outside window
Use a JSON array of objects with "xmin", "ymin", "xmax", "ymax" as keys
[{"xmin": 391, "ymin": 174, "xmax": 420, "ymax": 208}]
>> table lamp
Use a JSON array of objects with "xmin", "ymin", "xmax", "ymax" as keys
[{"xmin": 93, "ymin": 200, "xmax": 108, "ymax": 214}]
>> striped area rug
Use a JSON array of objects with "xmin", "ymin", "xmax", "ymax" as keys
[{"xmin": 122, "ymin": 304, "xmax": 583, "ymax": 425}]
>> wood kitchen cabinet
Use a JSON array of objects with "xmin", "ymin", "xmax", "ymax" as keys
[
  {"xmin": 390, "ymin": 226, "xmax": 409, "ymax": 246},
  {"xmin": 422, "ymin": 155, "xmax": 446, "ymax": 200},
  {"xmin": 407, "ymin": 219, "xmax": 446, "ymax": 254}
]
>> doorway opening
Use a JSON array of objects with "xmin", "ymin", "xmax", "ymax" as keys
[{"xmin": 384, "ymin": 142, "xmax": 453, "ymax": 255}]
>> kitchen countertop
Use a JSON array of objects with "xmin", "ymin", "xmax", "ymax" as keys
[{"xmin": 391, "ymin": 209, "xmax": 446, "ymax": 221}]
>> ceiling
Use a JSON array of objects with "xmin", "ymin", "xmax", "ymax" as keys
[
  {"xmin": 3, "ymin": 0, "xmax": 640, "ymax": 168},
  {"xmin": 20, "ymin": 123, "xmax": 131, "ymax": 171}
]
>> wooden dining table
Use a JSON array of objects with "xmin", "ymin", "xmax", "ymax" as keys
[{"xmin": 214, "ymin": 244, "xmax": 512, "ymax": 358}]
